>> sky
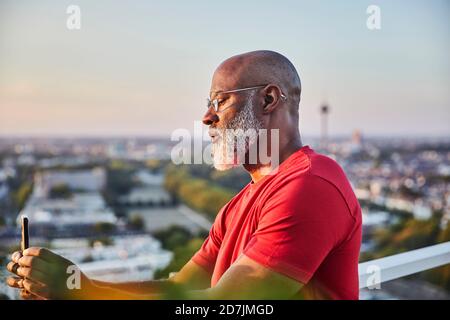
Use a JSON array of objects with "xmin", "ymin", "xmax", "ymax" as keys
[{"xmin": 0, "ymin": 0, "xmax": 449, "ymax": 138}]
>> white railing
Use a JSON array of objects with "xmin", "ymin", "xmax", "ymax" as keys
[{"xmin": 358, "ymin": 241, "xmax": 450, "ymax": 289}]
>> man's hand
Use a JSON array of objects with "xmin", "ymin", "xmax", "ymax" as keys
[{"xmin": 6, "ymin": 247, "xmax": 92, "ymax": 300}]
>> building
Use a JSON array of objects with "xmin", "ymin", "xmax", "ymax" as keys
[{"xmin": 17, "ymin": 168, "xmax": 115, "ymax": 237}]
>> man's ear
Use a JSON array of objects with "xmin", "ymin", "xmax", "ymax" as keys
[
  {"xmin": 262, "ymin": 87, "xmax": 282, "ymax": 114},
  {"xmin": 265, "ymin": 95, "xmax": 274, "ymax": 105}
]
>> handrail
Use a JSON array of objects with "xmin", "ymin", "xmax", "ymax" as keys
[{"xmin": 358, "ymin": 241, "xmax": 450, "ymax": 289}]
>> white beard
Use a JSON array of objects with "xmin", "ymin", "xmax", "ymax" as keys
[{"xmin": 211, "ymin": 92, "xmax": 264, "ymax": 171}]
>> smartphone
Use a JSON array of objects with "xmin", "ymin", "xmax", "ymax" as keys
[{"xmin": 21, "ymin": 216, "xmax": 29, "ymax": 251}]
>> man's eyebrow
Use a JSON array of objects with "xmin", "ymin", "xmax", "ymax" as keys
[{"xmin": 210, "ymin": 92, "xmax": 230, "ymax": 99}]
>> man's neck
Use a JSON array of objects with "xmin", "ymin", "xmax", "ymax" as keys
[{"xmin": 244, "ymin": 136, "xmax": 303, "ymax": 184}]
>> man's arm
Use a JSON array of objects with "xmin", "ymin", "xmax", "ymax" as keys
[
  {"xmin": 88, "ymin": 260, "xmax": 211, "ymax": 297},
  {"xmin": 66, "ymin": 254, "xmax": 302, "ymax": 300},
  {"xmin": 189, "ymin": 254, "xmax": 302, "ymax": 299},
  {"xmin": 6, "ymin": 248, "xmax": 211, "ymax": 299},
  {"xmin": 8, "ymin": 247, "xmax": 301, "ymax": 299}
]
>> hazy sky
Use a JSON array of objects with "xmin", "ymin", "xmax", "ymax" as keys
[{"xmin": 0, "ymin": 0, "xmax": 449, "ymax": 138}]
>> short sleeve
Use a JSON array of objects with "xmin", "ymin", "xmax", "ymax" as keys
[
  {"xmin": 191, "ymin": 207, "xmax": 225, "ymax": 274},
  {"xmin": 243, "ymin": 173, "xmax": 355, "ymax": 284}
]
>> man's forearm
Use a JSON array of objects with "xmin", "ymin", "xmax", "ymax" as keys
[
  {"xmin": 90, "ymin": 279, "xmax": 174, "ymax": 295},
  {"xmin": 81, "ymin": 278, "xmax": 257, "ymax": 300},
  {"xmin": 82, "ymin": 278, "xmax": 188, "ymax": 299},
  {"xmin": 87, "ymin": 280, "xmax": 214, "ymax": 300},
  {"xmin": 83, "ymin": 281, "xmax": 160, "ymax": 300},
  {"xmin": 82, "ymin": 282, "xmax": 211, "ymax": 300}
]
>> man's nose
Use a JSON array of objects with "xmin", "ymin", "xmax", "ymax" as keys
[{"xmin": 202, "ymin": 107, "xmax": 220, "ymax": 126}]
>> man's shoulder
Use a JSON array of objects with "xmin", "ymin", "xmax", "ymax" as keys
[
  {"xmin": 271, "ymin": 149, "xmax": 361, "ymax": 219},
  {"xmin": 306, "ymin": 149, "xmax": 344, "ymax": 177},
  {"xmin": 307, "ymin": 151, "xmax": 361, "ymax": 220},
  {"xmin": 275, "ymin": 148, "xmax": 346, "ymax": 189}
]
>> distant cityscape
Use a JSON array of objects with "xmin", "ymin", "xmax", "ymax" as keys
[{"xmin": 0, "ymin": 133, "xmax": 449, "ymax": 299}]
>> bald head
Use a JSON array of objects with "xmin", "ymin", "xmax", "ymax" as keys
[{"xmin": 211, "ymin": 50, "xmax": 302, "ymax": 108}]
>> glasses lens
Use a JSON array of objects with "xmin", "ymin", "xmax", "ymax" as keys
[
  {"xmin": 212, "ymin": 99, "xmax": 219, "ymax": 112},
  {"xmin": 207, "ymin": 98, "xmax": 219, "ymax": 112},
  {"xmin": 206, "ymin": 98, "xmax": 219, "ymax": 112}
]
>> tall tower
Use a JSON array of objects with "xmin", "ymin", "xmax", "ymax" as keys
[{"xmin": 320, "ymin": 103, "xmax": 329, "ymax": 150}]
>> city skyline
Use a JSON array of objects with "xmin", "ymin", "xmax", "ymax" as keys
[{"xmin": 1, "ymin": 0, "xmax": 449, "ymax": 137}]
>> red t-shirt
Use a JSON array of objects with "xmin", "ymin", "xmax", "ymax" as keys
[{"xmin": 191, "ymin": 145, "xmax": 362, "ymax": 299}]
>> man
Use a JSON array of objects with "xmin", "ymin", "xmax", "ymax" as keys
[{"xmin": 6, "ymin": 50, "xmax": 362, "ymax": 300}]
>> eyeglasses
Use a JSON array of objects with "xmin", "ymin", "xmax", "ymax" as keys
[{"xmin": 206, "ymin": 84, "xmax": 287, "ymax": 113}]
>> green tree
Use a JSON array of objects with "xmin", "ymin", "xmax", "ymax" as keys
[
  {"xmin": 154, "ymin": 225, "xmax": 193, "ymax": 251},
  {"xmin": 94, "ymin": 222, "xmax": 117, "ymax": 234},
  {"xmin": 14, "ymin": 182, "xmax": 33, "ymax": 210},
  {"xmin": 164, "ymin": 165, "xmax": 235, "ymax": 219},
  {"xmin": 128, "ymin": 214, "xmax": 145, "ymax": 231}
]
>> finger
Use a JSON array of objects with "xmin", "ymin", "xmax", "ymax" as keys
[
  {"xmin": 11, "ymin": 251, "xmax": 23, "ymax": 263},
  {"xmin": 16, "ymin": 266, "xmax": 48, "ymax": 284},
  {"xmin": 19, "ymin": 289, "xmax": 42, "ymax": 300},
  {"xmin": 18, "ymin": 255, "xmax": 52, "ymax": 273},
  {"xmin": 23, "ymin": 247, "xmax": 58, "ymax": 263},
  {"xmin": 6, "ymin": 276, "xmax": 24, "ymax": 288},
  {"xmin": 6, "ymin": 261, "xmax": 20, "ymax": 276},
  {"xmin": 20, "ymin": 289, "xmax": 46, "ymax": 300},
  {"xmin": 23, "ymin": 279, "xmax": 50, "ymax": 299}
]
